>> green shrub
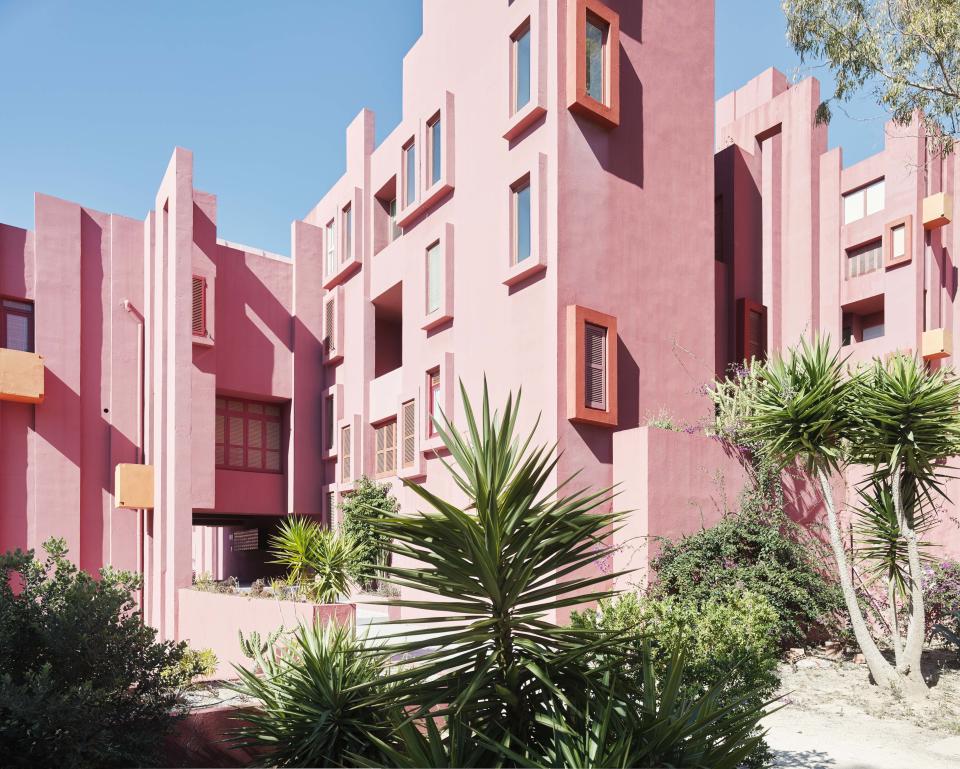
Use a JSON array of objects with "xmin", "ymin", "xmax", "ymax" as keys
[
  {"xmin": 269, "ymin": 516, "xmax": 361, "ymax": 603},
  {"xmin": 339, "ymin": 476, "xmax": 398, "ymax": 590},
  {"xmin": 229, "ymin": 621, "xmax": 392, "ymax": 767},
  {"xmin": 652, "ymin": 481, "xmax": 845, "ymax": 645},
  {"xmin": 572, "ymin": 589, "xmax": 780, "ymax": 769},
  {"xmin": 162, "ymin": 647, "xmax": 218, "ymax": 692},
  {"xmin": 0, "ymin": 539, "xmax": 188, "ymax": 769}
]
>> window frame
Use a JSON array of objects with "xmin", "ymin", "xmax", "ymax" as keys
[
  {"xmin": 566, "ymin": 0, "xmax": 620, "ymax": 127},
  {"xmin": 511, "ymin": 19, "xmax": 532, "ymax": 116},
  {"xmin": 0, "ymin": 297, "xmax": 34, "ymax": 353},
  {"xmin": 403, "ymin": 138, "xmax": 417, "ymax": 209},
  {"xmin": 325, "ymin": 219, "xmax": 337, "ymax": 277},
  {"xmin": 427, "ymin": 368, "xmax": 441, "ymax": 438},
  {"xmin": 191, "ymin": 275, "xmax": 207, "ymax": 337},
  {"xmin": 565, "ymin": 305, "xmax": 618, "ymax": 427},
  {"xmin": 341, "ymin": 203, "xmax": 352, "ymax": 264},
  {"xmin": 428, "ymin": 112, "xmax": 442, "ymax": 188},
  {"xmin": 884, "ymin": 214, "xmax": 913, "ymax": 269},
  {"xmin": 374, "ymin": 418, "xmax": 398, "ymax": 478},
  {"xmin": 584, "ymin": 12, "xmax": 608, "ymax": 104},
  {"xmin": 216, "ymin": 397, "xmax": 284, "ymax": 475},
  {"xmin": 511, "ymin": 174, "xmax": 532, "ymax": 266}
]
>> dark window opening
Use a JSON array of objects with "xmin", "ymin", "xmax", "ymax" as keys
[{"xmin": 374, "ymin": 282, "xmax": 403, "ymax": 378}]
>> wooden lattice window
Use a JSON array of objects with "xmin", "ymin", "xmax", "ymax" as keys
[
  {"xmin": 584, "ymin": 322, "xmax": 607, "ymax": 410},
  {"xmin": 0, "ymin": 298, "xmax": 34, "ymax": 352},
  {"xmin": 216, "ymin": 397, "xmax": 282, "ymax": 473},
  {"xmin": 341, "ymin": 425, "xmax": 352, "ymax": 482},
  {"xmin": 375, "ymin": 420, "xmax": 397, "ymax": 477},
  {"xmin": 324, "ymin": 296, "xmax": 336, "ymax": 356},
  {"xmin": 401, "ymin": 400, "xmax": 416, "ymax": 469},
  {"xmin": 192, "ymin": 275, "xmax": 207, "ymax": 336}
]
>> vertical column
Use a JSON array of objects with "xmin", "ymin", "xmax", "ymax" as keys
[{"xmin": 760, "ymin": 133, "xmax": 783, "ymax": 351}]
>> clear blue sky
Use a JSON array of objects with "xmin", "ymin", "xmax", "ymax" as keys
[{"xmin": 0, "ymin": 0, "xmax": 888, "ymax": 256}]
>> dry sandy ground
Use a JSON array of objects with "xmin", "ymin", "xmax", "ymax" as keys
[{"xmin": 764, "ymin": 653, "xmax": 960, "ymax": 769}]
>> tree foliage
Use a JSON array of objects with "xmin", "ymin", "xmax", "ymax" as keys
[
  {"xmin": 783, "ymin": 0, "xmax": 960, "ymax": 155},
  {"xmin": 339, "ymin": 476, "xmax": 398, "ymax": 590}
]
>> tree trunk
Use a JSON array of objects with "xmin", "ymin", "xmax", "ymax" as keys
[
  {"xmin": 891, "ymin": 465, "xmax": 927, "ymax": 688},
  {"xmin": 815, "ymin": 469, "xmax": 900, "ymax": 689},
  {"xmin": 887, "ymin": 577, "xmax": 904, "ymax": 670}
]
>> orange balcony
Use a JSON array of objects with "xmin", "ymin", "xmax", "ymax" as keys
[
  {"xmin": 922, "ymin": 328, "xmax": 952, "ymax": 361},
  {"xmin": 923, "ymin": 193, "xmax": 952, "ymax": 230},
  {"xmin": 115, "ymin": 464, "xmax": 154, "ymax": 509},
  {"xmin": 0, "ymin": 348, "xmax": 44, "ymax": 404}
]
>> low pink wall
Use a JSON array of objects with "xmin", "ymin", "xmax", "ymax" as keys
[
  {"xmin": 165, "ymin": 705, "xmax": 258, "ymax": 768},
  {"xmin": 177, "ymin": 587, "xmax": 355, "ymax": 677}
]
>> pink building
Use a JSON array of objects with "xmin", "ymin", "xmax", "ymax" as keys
[{"xmin": 1, "ymin": 2, "xmax": 956, "ymax": 645}]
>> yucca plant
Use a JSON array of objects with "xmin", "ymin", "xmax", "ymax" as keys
[
  {"xmin": 358, "ymin": 380, "xmax": 768, "ymax": 764},
  {"xmin": 228, "ymin": 621, "xmax": 392, "ymax": 768},
  {"xmin": 269, "ymin": 516, "xmax": 361, "ymax": 603},
  {"xmin": 737, "ymin": 338, "xmax": 960, "ymax": 697}
]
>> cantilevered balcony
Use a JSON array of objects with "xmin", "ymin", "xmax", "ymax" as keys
[{"xmin": 0, "ymin": 348, "xmax": 44, "ymax": 404}]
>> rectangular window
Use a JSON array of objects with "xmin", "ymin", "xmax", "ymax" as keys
[
  {"xmin": 863, "ymin": 321, "xmax": 885, "ymax": 341},
  {"xmin": 341, "ymin": 425, "xmax": 352, "ymax": 482},
  {"xmin": 584, "ymin": 322, "xmax": 607, "ymax": 410},
  {"xmin": 389, "ymin": 197, "xmax": 400, "ymax": 241},
  {"xmin": 215, "ymin": 397, "xmax": 283, "ymax": 473},
  {"xmin": 375, "ymin": 420, "xmax": 397, "ymax": 477},
  {"xmin": 512, "ymin": 23, "xmax": 531, "ymax": 114},
  {"xmin": 325, "ymin": 220, "xmax": 337, "ymax": 276},
  {"xmin": 324, "ymin": 296, "xmax": 337, "ymax": 356},
  {"xmin": 843, "ymin": 179, "xmax": 884, "ymax": 224},
  {"xmin": 866, "ymin": 180, "xmax": 885, "ymax": 215},
  {"xmin": 585, "ymin": 15, "xmax": 607, "ymax": 103},
  {"xmin": 426, "ymin": 241, "xmax": 442, "ymax": 314},
  {"xmin": 401, "ymin": 400, "xmax": 416, "ymax": 469},
  {"xmin": 512, "ymin": 177, "xmax": 532, "ymax": 264},
  {"xmin": 342, "ymin": 204, "xmax": 352, "ymax": 262},
  {"xmin": 428, "ymin": 115, "xmax": 442, "ymax": 187},
  {"xmin": 324, "ymin": 395, "xmax": 335, "ymax": 452},
  {"xmin": 192, "ymin": 275, "xmax": 206, "ymax": 336},
  {"xmin": 891, "ymin": 224, "xmax": 906, "ymax": 259},
  {"xmin": 404, "ymin": 141, "xmax": 417, "ymax": 207},
  {"xmin": 428, "ymin": 368, "xmax": 441, "ymax": 436},
  {"xmin": 846, "ymin": 239, "xmax": 882, "ymax": 279},
  {"xmin": 0, "ymin": 298, "xmax": 34, "ymax": 352}
]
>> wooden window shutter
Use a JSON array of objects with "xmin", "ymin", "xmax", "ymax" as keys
[
  {"xmin": 584, "ymin": 322, "xmax": 607, "ymax": 410},
  {"xmin": 375, "ymin": 424, "xmax": 386, "ymax": 476},
  {"xmin": 324, "ymin": 297, "xmax": 336, "ymax": 355},
  {"xmin": 192, "ymin": 275, "xmax": 206, "ymax": 336},
  {"xmin": 385, "ymin": 421, "xmax": 396, "ymax": 473},
  {"xmin": 341, "ymin": 425, "xmax": 352, "ymax": 481},
  {"xmin": 401, "ymin": 400, "xmax": 416, "ymax": 468}
]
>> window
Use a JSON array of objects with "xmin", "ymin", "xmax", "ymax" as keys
[
  {"xmin": 428, "ymin": 368, "xmax": 441, "ymax": 436},
  {"xmin": 375, "ymin": 420, "xmax": 397, "ymax": 477},
  {"xmin": 389, "ymin": 198, "xmax": 400, "ymax": 241},
  {"xmin": 584, "ymin": 322, "xmax": 607, "ymax": 410},
  {"xmin": 846, "ymin": 239, "xmax": 882, "ymax": 279},
  {"xmin": 216, "ymin": 397, "xmax": 282, "ymax": 473},
  {"xmin": 841, "ymin": 298, "xmax": 884, "ymax": 346},
  {"xmin": 401, "ymin": 400, "xmax": 416, "ymax": 469},
  {"xmin": 324, "ymin": 395, "xmax": 335, "ymax": 452},
  {"xmin": 512, "ymin": 23, "xmax": 531, "ymax": 114},
  {"xmin": 843, "ymin": 179, "xmax": 885, "ymax": 224},
  {"xmin": 191, "ymin": 276, "xmax": 206, "ymax": 336},
  {"xmin": 342, "ymin": 204, "xmax": 352, "ymax": 262},
  {"xmin": 1, "ymin": 298, "xmax": 33, "ymax": 352},
  {"xmin": 404, "ymin": 141, "xmax": 417, "ymax": 207},
  {"xmin": 326, "ymin": 491, "xmax": 336, "ymax": 523},
  {"xmin": 428, "ymin": 115, "xmax": 442, "ymax": 187},
  {"xmin": 585, "ymin": 15, "xmax": 607, "ymax": 103},
  {"xmin": 885, "ymin": 215, "xmax": 913, "ymax": 268},
  {"xmin": 891, "ymin": 224, "xmax": 906, "ymax": 259},
  {"xmin": 863, "ymin": 320, "xmax": 885, "ymax": 341},
  {"xmin": 426, "ymin": 241, "xmax": 442, "ymax": 314},
  {"xmin": 341, "ymin": 425, "xmax": 352, "ymax": 482},
  {"xmin": 512, "ymin": 177, "xmax": 532, "ymax": 264},
  {"xmin": 325, "ymin": 220, "xmax": 337, "ymax": 276},
  {"xmin": 324, "ymin": 296, "xmax": 337, "ymax": 356}
]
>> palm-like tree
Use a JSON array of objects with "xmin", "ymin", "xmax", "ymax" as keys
[{"xmin": 737, "ymin": 338, "xmax": 960, "ymax": 696}]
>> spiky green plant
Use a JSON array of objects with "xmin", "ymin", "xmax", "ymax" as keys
[
  {"xmin": 228, "ymin": 621, "xmax": 392, "ymax": 768},
  {"xmin": 269, "ymin": 516, "xmax": 361, "ymax": 604}
]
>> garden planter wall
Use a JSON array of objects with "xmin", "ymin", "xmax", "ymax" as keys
[
  {"xmin": 164, "ymin": 704, "xmax": 258, "ymax": 768},
  {"xmin": 177, "ymin": 588, "xmax": 355, "ymax": 677}
]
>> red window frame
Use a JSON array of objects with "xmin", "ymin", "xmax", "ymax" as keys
[
  {"xmin": 427, "ymin": 368, "xmax": 441, "ymax": 437},
  {"xmin": 192, "ymin": 275, "xmax": 207, "ymax": 337},
  {"xmin": 1, "ymin": 297, "xmax": 34, "ymax": 353},
  {"xmin": 216, "ymin": 397, "xmax": 283, "ymax": 474}
]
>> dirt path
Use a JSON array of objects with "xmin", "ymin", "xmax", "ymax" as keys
[{"xmin": 763, "ymin": 657, "xmax": 960, "ymax": 769}]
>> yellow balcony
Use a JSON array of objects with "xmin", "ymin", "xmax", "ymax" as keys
[
  {"xmin": 115, "ymin": 464, "xmax": 154, "ymax": 509},
  {"xmin": 922, "ymin": 328, "xmax": 952, "ymax": 361},
  {"xmin": 0, "ymin": 348, "xmax": 44, "ymax": 404},
  {"xmin": 923, "ymin": 193, "xmax": 952, "ymax": 230}
]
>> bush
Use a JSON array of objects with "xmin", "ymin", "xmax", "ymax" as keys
[
  {"xmin": 162, "ymin": 647, "xmax": 218, "ymax": 692},
  {"xmin": 269, "ymin": 516, "xmax": 361, "ymax": 603},
  {"xmin": 0, "ymin": 539, "xmax": 188, "ymax": 769},
  {"xmin": 652, "ymin": 482, "xmax": 845, "ymax": 646},
  {"xmin": 925, "ymin": 560, "xmax": 960, "ymax": 636},
  {"xmin": 339, "ymin": 476, "xmax": 398, "ymax": 590},
  {"xmin": 229, "ymin": 621, "xmax": 392, "ymax": 767},
  {"xmin": 572, "ymin": 589, "xmax": 780, "ymax": 769}
]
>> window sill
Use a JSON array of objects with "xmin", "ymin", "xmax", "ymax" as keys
[
  {"xmin": 422, "ymin": 308, "xmax": 453, "ymax": 332},
  {"xmin": 397, "ymin": 180, "xmax": 454, "ymax": 229},
  {"xmin": 337, "ymin": 479, "xmax": 356, "ymax": 494},
  {"xmin": 398, "ymin": 464, "xmax": 427, "ymax": 482},
  {"xmin": 192, "ymin": 333, "xmax": 215, "ymax": 348},
  {"xmin": 503, "ymin": 258, "xmax": 546, "ymax": 287},
  {"xmin": 503, "ymin": 104, "xmax": 547, "ymax": 142},
  {"xmin": 323, "ymin": 255, "xmax": 362, "ymax": 290},
  {"xmin": 321, "ymin": 450, "xmax": 338, "ymax": 462},
  {"xmin": 421, "ymin": 434, "xmax": 449, "ymax": 455}
]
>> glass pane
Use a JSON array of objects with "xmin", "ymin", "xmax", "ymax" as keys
[
  {"xmin": 863, "ymin": 323, "xmax": 885, "ymax": 341},
  {"xmin": 866, "ymin": 180, "xmax": 885, "ymax": 215},
  {"xmin": 514, "ymin": 29, "xmax": 531, "ymax": 112},
  {"xmin": 427, "ymin": 243, "xmax": 442, "ymax": 313},
  {"xmin": 405, "ymin": 144, "xmax": 417, "ymax": 206},
  {"xmin": 343, "ymin": 205, "xmax": 352, "ymax": 261},
  {"xmin": 4, "ymin": 314, "xmax": 30, "ymax": 352},
  {"xmin": 430, "ymin": 119, "xmax": 442, "ymax": 186},
  {"xmin": 2, "ymin": 300, "xmax": 32, "ymax": 312},
  {"xmin": 585, "ymin": 19, "xmax": 605, "ymax": 102},
  {"xmin": 892, "ymin": 225, "xmax": 906, "ymax": 257},
  {"xmin": 515, "ymin": 183, "xmax": 532, "ymax": 263},
  {"xmin": 843, "ymin": 190, "xmax": 864, "ymax": 224}
]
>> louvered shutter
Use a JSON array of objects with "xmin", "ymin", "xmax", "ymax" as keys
[
  {"xmin": 584, "ymin": 322, "xmax": 607, "ymax": 410},
  {"xmin": 192, "ymin": 276, "xmax": 206, "ymax": 336},
  {"xmin": 324, "ymin": 297, "xmax": 336, "ymax": 355},
  {"xmin": 401, "ymin": 401, "xmax": 416, "ymax": 468},
  {"xmin": 375, "ymin": 424, "xmax": 386, "ymax": 475},
  {"xmin": 341, "ymin": 425, "xmax": 352, "ymax": 481},
  {"xmin": 385, "ymin": 421, "xmax": 396, "ymax": 473}
]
